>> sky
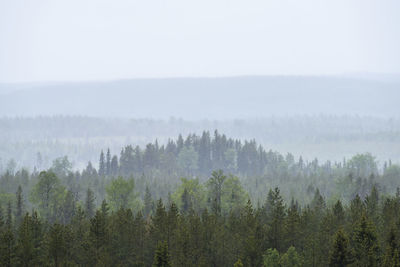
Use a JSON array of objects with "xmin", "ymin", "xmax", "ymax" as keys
[{"xmin": 0, "ymin": 0, "xmax": 399, "ymax": 83}]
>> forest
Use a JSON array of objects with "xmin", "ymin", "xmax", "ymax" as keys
[
  {"xmin": 1, "ymin": 131, "xmax": 400, "ymax": 266},
  {"xmin": 2, "ymin": 0, "xmax": 399, "ymax": 265}
]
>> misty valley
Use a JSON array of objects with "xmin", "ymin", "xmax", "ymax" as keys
[{"xmin": 1, "ymin": 0, "xmax": 399, "ymax": 265}]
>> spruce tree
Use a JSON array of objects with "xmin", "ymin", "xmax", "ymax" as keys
[
  {"xmin": 383, "ymin": 228, "xmax": 400, "ymax": 267},
  {"xmin": 352, "ymin": 215, "xmax": 380, "ymax": 266},
  {"xmin": 329, "ymin": 229, "xmax": 352, "ymax": 267},
  {"xmin": 144, "ymin": 186, "xmax": 154, "ymax": 218},
  {"xmin": 15, "ymin": 185, "xmax": 24, "ymax": 226},
  {"xmin": 99, "ymin": 150, "xmax": 106, "ymax": 177},
  {"xmin": 152, "ymin": 241, "xmax": 171, "ymax": 267},
  {"xmin": 106, "ymin": 148, "xmax": 111, "ymax": 176},
  {"xmin": 85, "ymin": 188, "xmax": 96, "ymax": 218}
]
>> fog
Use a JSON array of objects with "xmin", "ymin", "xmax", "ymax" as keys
[
  {"xmin": 1, "ymin": 0, "xmax": 400, "ymax": 82},
  {"xmin": 1, "ymin": 75, "xmax": 399, "ymax": 119},
  {"xmin": 1, "ymin": 2, "xmax": 400, "ymax": 264}
]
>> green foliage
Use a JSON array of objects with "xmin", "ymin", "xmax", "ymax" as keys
[
  {"xmin": 171, "ymin": 178, "xmax": 206, "ymax": 214},
  {"xmin": 106, "ymin": 176, "xmax": 141, "ymax": 211},
  {"xmin": 263, "ymin": 248, "xmax": 280, "ymax": 267},
  {"xmin": 329, "ymin": 229, "xmax": 352, "ymax": 267},
  {"xmin": 153, "ymin": 241, "xmax": 171, "ymax": 267},
  {"xmin": 177, "ymin": 146, "xmax": 199, "ymax": 174},
  {"xmin": 280, "ymin": 246, "xmax": 303, "ymax": 267},
  {"xmin": 234, "ymin": 258, "xmax": 243, "ymax": 267},
  {"xmin": 30, "ymin": 171, "xmax": 65, "ymax": 221},
  {"xmin": 352, "ymin": 215, "xmax": 381, "ymax": 267}
]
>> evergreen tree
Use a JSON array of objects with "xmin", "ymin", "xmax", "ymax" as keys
[
  {"xmin": 85, "ymin": 188, "xmax": 96, "ymax": 218},
  {"xmin": 110, "ymin": 155, "xmax": 119, "ymax": 176},
  {"xmin": 46, "ymin": 223, "xmax": 70, "ymax": 267},
  {"xmin": 99, "ymin": 150, "xmax": 106, "ymax": 177},
  {"xmin": 352, "ymin": 215, "xmax": 381, "ymax": 266},
  {"xmin": 234, "ymin": 258, "xmax": 244, "ymax": 267},
  {"xmin": 383, "ymin": 228, "xmax": 400, "ymax": 267},
  {"xmin": 329, "ymin": 229, "xmax": 352, "ymax": 267},
  {"xmin": 280, "ymin": 246, "xmax": 303, "ymax": 267},
  {"xmin": 106, "ymin": 148, "xmax": 111, "ymax": 176},
  {"xmin": 153, "ymin": 241, "xmax": 171, "ymax": 267},
  {"xmin": 0, "ymin": 202, "xmax": 15, "ymax": 267},
  {"xmin": 265, "ymin": 187, "xmax": 286, "ymax": 252},
  {"xmin": 263, "ymin": 248, "xmax": 280, "ymax": 267},
  {"xmin": 144, "ymin": 186, "xmax": 154, "ymax": 218},
  {"xmin": 15, "ymin": 185, "xmax": 24, "ymax": 225}
]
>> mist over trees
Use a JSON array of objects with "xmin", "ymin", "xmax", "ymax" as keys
[
  {"xmin": 1, "ymin": 115, "xmax": 399, "ymax": 171},
  {"xmin": 0, "ymin": 115, "xmax": 399, "ymax": 266},
  {"xmin": 0, "ymin": 130, "xmax": 400, "ymax": 266}
]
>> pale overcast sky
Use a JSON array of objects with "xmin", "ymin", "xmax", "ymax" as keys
[{"xmin": 0, "ymin": 0, "xmax": 399, "ymax": 83}]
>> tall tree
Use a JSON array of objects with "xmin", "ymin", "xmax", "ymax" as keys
[
  {"xmin": 207, "ymin": 170, "xmax": 226, "ymax": 216},
  {"xmin": 152, "ymin": 241, "xmax": 171, "ymax": 267},
  {"xmin": 99, "ymin": 150, "xmax": 106, "ymax": 177},
  {"xmin": 352, "ymin": 215, "xmax": 381, "ymax": 266},
  {"xmin": 85, "ymin": 188, "xmax": 96, "ymax": 219},
  {"xmin": 329, "ymin": 229, "xmax": 352, "ymax": 267},
  {"xmin": 15, "ymin": 185, "xmax": 24, "ymax": 225},
  {"xmin": 106, "ymin": 148, "xmax": 111, "ymax": 176}
]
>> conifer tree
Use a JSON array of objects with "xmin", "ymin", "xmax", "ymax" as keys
[
  {"xmin": 329, "ymin": 229, "xmax": 352, "ymax": 267},
  {"xmin": 234, "ymin": 258, "xmax": 244, "ymax": 267},
  {"xmin": 15, "ymin": 185, "xmax": 24, "ymax": 225},
  {"xmin": 352, "ymin": 215, "xmax": 380, "ymax": 266},
  {"xmin": 280, "ymin": 246, "xmax": 303, "ymax": 267},
  {"xmin": 153, "ymin": 241, "xmax": 171, "ymax": 267},
  {"xmin": 106, "ymin": 148, "xmax": 111, "ymax": 176},
  {"xmin": 0, "ymin": 202, "xmax": 15, "ymax": 267},
  {"xmin": 85, "ymin": 188, "xmax": 96, "ymax": 218},
  {"xmin": 99, "ymin": 150, "xmax": 106, "ymax": 177},
  {"xmin": 144, "ymin": 186, "xmax": 154, "ymax": 218},
  {"xmin": 383, "ymin": 228, "xmax": 400, "ymax": 267}
]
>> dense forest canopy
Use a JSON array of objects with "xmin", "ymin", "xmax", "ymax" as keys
[{"xmin": 0, "ymin": 130, "xmax": 400, "ymax": 266}]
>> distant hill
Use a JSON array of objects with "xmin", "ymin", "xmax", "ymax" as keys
[{"xmin": 0, "ymin": 75, "xmax": 399, "ymax": 119}]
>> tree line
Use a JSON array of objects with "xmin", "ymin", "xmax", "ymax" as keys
[
  {"xmin": 0, "ymin": 132, "xmax": 400, "ymax": 266},
  {"xmin": 1, "ymin": 170, "xmax": 400, "ymax": 266}
]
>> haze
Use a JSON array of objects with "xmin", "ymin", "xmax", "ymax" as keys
[{"xmin": 1, "ymin": 0, "xmax": 400, "ymax": 83}]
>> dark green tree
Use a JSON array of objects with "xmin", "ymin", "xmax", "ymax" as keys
[
  {"xmin": 152, "ymin": 241, "xmax": 171, "ymax": 267},
  {"xmin": 329, "ymin": 229, "xmax": 352, "ymax": 267},
  {"xmin": 85, "ymin": 187, "xmax": 96, "ymax": 218}
]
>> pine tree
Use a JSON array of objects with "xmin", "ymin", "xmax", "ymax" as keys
[
  {"xmin": 383, "ymin": 227, "xmax": 400, "ymax": 267},
  {"xmin": 88, "ymin": 208, "xmax": 110, "ymax": 265},
  {"xmin": 99, "ymin": 150, "xmax": 106, "ymax": 177},
  {"xmin": 47, "ymin": 223, "xmax": 70, "ymax": 267},
  {"xmin": 0, "ymin": 202, "xmax": 15, "ymax": 267},
  {"xmin": 85, "ymin": 188, "xmax": 96, "ymax": 218},
  {"xmin": 106, "ymin": 148, "xmax": 111, "ymax": 176},
  {"xmin": 284, "ymin": 199, "xmax": 301, "ymax": 249},
  {"xmin": 110, "ymin": 155, "xmax": 119, "ymax": 176},
  {"xmin": 152, "ymin": 241, "xmax": 171, "ymax": 267},
  {"xmin": 181, "ymin": 188, "xmax": 191, "ymax": 214},
  {"xmin": 280, "ymin": 246, "xmax": 303, "ymax": 267},
  {"xmin": 263, "ymin": 248, "xmax": 280, "ymax": 267},
  {"xmin": 352, "ymin": 215, "xmax": 381, "ymax": 266},
  {"xmin": 16, "ymin": 213, "xmax": 34, "ymax": 267},
  {"xmin": 329, "ymin": 229, "xmax": 352, "ymax": 267},
  {"xmin": 265, "ymin": 187, "xmax": 286, "ymax": 252},
  {"xmin": 15, "ymin": 185, "xmax": 24, "ymax": 226},
  {"xmin": 144, "ymin": 186, "xmax": 154, "ymax": 218}
]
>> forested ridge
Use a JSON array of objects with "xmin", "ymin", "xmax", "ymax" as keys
[{"xmin": 1, "ymin": 132, "xmax": 400, "ymax": 266}]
